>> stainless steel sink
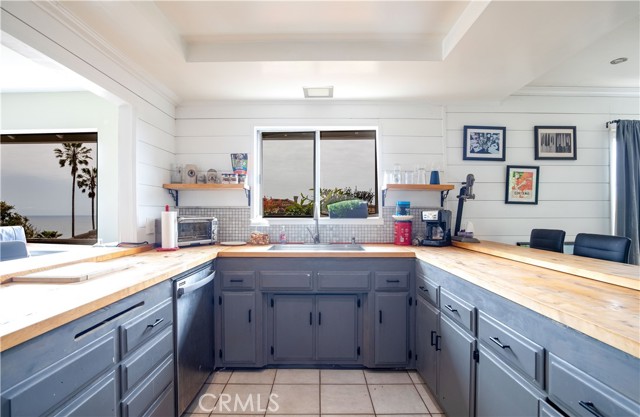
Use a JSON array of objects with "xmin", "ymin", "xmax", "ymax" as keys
[{"xmin": 269, "ymin": 243, "xmax": 365, "ymax": 251}]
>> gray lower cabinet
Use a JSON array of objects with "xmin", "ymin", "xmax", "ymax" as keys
[
  {"xmin": 0, "ymin": 280, "xmax": 174, "ymax": 417},
  {"xmin": 270, "ymin": 294, "xmax": 360, "ymax": 363},
  {"xmin": 415, "ymin": 296, "xmax": 439, "ymax": 390},
  {"xmin": 438, "ymin": 315, "xmax": 475, "ymax": 417},
  {"xmin": 475, "ymin": 347, "xmax": 544, "ymax": 417},
  {"xmin": 220, "ymin": 291, "xmax": 257, "ymax": 365},
  {"xmin": 374, "ymin": 292, "xmax": 409, "ymax": 366}
]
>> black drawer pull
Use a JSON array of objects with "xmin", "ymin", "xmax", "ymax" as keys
[
  {"xmin": 418, "ymin": 286, "xmax": 429, "ymax": 292},
  {"xmin": 579, "ymin": 401, "xmax": 605, "ymax": 417},
  {"xmin": 444, "ymin": 304, "xmax": 458, "ymax": 313},
  {"xmin": 146, "ymin": 318, "xmax": 164, "ymax": 329},
  {"xmin": 309, "ymin": 312, "xmax": 313, "ymax": 325},
  {"xmin": 430, "ymin": 330, "xmax": 437, "ymax": 346},
  {"xmin": 318, "ymin": 312, "xmax": 322, "ymax": 325},
  {"xmin": 248, "ymin": 309, "xmax": 252, "ymax": 323},
  {"xmin": 386, "ymin": 279, "xmax": 400, "ymax": 283},
  {"xmin": 435, "ymin": 335, "xmax": 441, "ymax": 351},
  {"xmin": 379, "ymin": 310, "xmax": 383, "ymax": 324},
  {"xmin": 489, "ymin": 337, "xmax": 510, "ymax": 349},
  {"xmin": 230, "ymin": 279, "xmax": 244, "ymax": 283}
]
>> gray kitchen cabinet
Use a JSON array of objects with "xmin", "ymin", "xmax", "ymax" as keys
[
  {"xmin": 475, "ymin": 346, "xmax": 544, "ymax": 417},
  {"xmin": 415, "ymin": 296, "xmax": 439, "ymax": 390},
  {"xmin": 374, "ymin": 291, "xmax": 409, "ymax": 366},
  {"xmin": 219, "ymin": 291, "xmax": 257, "ymax": 365},
  {"xmin": 270, "ymin": 294, "xmax": 360, "ymax": 363},
  {"xmin": 438, "ymin": 314, "xmax": 476, "ymax": 417},
  {"xmin": 0, "ymin": 280, "xmax": 174, "ymax": 417}
]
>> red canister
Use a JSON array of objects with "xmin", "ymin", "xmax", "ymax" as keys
[{"xmin": 394, "ymin": 221, "xmax": 412, "ymax": 245}]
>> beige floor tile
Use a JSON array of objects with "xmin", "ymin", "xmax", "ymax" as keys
[
  {"xmin": 228, "ymin": 368, "xmax": 277, "ymax": 384},
  {"xmin": 274, "ymin": 368, "xmax": 320, "ymax": 384},
  {"xmin": 322, "ymin": 415, "xmax": 375, "ymax": 417},
  {"xmin": 320, "ymin": 369, "xmax": 366, "ymax": 384},
  {"xmin": 363, "ymin": 370, "xmax": 413, "ymax": 384},
  {"xmin": 267, "ymin": 384, "xmax": 320, "ymax": 414},
  {"xmin": 320, "ymin": 384, "xmax": 374, "ymax": 414},
  {"xmin": 407, "ymin": 370, "xmax": 424, "ymax": 384},
  {"xmin": 415, "ymin": 383, "xmax": 443, "ymax": 413},
  {"xmin": 186, "ymin": 383, "xmax": 225, "ymax": 414},
  {"xmin": 368, "ymin": 384, "xmax": 428, "ymax": 414},
  {"xmin": 212, "ymin": 384, "xmax": 272, "ymax": 415},
  {"xmin": 207, "ymin": 370, "xmax": 232, "ymax": 384}
]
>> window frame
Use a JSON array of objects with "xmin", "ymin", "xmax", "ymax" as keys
[{"xmin": 252, "ymin": 126, "xmax": 381, "ymax": 225}]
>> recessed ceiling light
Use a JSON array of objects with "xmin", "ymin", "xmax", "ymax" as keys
[
  {"xmin": 303, "ymin": 86, "xmax": 333, "ymax": 98},
  {"xmin": 610, "ymin": 57, "xmax": 628, "ymax": 65}
]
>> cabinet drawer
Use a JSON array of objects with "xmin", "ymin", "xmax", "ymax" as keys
[
  {"xmin": 52, "ymin": 371, "xmax": 117, "ymax": 417},
  {"xmin": 221, "ymin": 271, "xmax": 256, "ymax": 289},
  {"xmin": 4, "ymin": 332, "xmax": 116, "ymax": 417},
  {"xmin": 317, "ymin": 271, "xmax": 370, "ymax": 290},
  {"xmin": 121, "ymin": 356, "xmax": 174, "ymax": 417},
  {"xmin": 548, "ymin": 353, "xmax": 640, "ymax": 417},
  {"xmin": 121, "ymin": 299, "xmax": 172, "ymax": 356},
  {"xmin": 440, "ymin": 288, "xmax": 475, "ymax": 333},
  {"xmin": 478, "ymin": 311, "xmax": 544, "ymax": 387},
  {"xmin": 121, "ymin": 327, "xmax": 173, "ymax": 395},
  {"xmin": 539, "ymin": 401, "xmax": 565, "ymax": 417},
  {"xmin": 374, "ymin": 272, "xmax": 409, "ymax": 290},
  {"xmin": 260, "ymin": 271, "xmax": 313, "ymax": 290},
  {"xmin": 416, "ymin": 275, "xmax": 438, "ymax": 307}
]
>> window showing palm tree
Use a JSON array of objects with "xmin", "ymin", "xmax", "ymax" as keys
[
  {"xmin": 77, "ymin": 166, "xmax": 97, "ymax": 231},
  {"xmin": 54, "ymin": 142, "xmax": 93, "ymax": 237}
]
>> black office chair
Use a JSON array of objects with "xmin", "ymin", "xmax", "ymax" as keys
[
  {"xmin": 529, "ymin": 229, "xmax": 566, "ymax": 253},
  {"xmin": 573, "ymin": 233, "xmax": 632, "ymax": 264}
]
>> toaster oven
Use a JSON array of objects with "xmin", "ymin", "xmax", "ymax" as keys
[{"xmin": 157, "ymin": 216, "xmax": 218, "ymax": 247}]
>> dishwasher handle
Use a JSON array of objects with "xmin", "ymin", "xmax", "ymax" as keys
[{"xmin": 177, "ymin": 271, "xmax": 215, "ymax": 298}]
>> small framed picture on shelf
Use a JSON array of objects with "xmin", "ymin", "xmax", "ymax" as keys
[
  {"xmin": 505, "ymin": 165, "xmax": 539, "ymax": 205},
  {"xmin": 220, "ymin": 172, "xmax": 239, "ymax": 184},
  {"xmin": 463, "ymin": 126, "xmax": 506, "ymax": 161},
  {"xmin": 534, "ymin": 126, "xmax": 576, "ymax": 160}
]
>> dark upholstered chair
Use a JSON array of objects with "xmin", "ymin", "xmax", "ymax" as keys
[
  {"xmin": 529, "ymin": 229, "xmax": 566, "ymax": 253},
  {"xmin": 573, "ymin": 233, "xmax": 632, "ymax": 264}
]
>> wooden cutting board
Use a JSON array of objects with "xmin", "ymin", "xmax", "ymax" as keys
[{"xmin": 12, "ymin": 261, "xmax": 134, "ymax": 283}]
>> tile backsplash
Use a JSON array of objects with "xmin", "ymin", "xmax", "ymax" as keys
[{"xmin": 178, "ymin": 206, "xmax": 435, "ymax": 244}]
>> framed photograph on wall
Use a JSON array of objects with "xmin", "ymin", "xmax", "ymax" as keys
[
  {"xmin": 505, "ymin": 165, "xmax": 539, "ymax": 205},
  {"xmin": 534, "ymin": 126, "xmax": 576, "ymax": 160},
  {"xmin": 463, "ymin": 126, "xmax": 506, "ymax": 161}
]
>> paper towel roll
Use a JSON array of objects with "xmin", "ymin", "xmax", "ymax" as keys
[{"xmin": 161, "ymin": 211, "xmax": 177, "ymax": 249}]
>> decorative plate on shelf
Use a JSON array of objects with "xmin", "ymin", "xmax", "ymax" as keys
[{"xmin": 220, "ymin": 241, "xmax": 247, "ymax": 246}]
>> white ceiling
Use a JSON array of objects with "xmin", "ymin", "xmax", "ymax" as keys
[{"xmin": 1, "ymin": 1, "xmax": 639, "ymax": 103}]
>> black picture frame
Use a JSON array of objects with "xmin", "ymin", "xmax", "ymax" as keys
[
  {"xmin": 534, "ymin": 126, "xmax": 576, "ymax": 160},
  {"xmin": 505, "ymin": 165, "xmax": 540, "ymax": 205},
  {"xmin": 463, "ymin": 125, "xmax": 506, "ymax": 161}
]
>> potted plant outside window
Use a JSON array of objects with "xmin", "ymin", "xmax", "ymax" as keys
[{"xmin": 327, "ymin": 199, "xmax": 369, "ymax": 218}]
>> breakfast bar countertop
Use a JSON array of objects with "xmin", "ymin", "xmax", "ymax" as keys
[{"xmin": 0, "ymin": 242, "xmax": 638, "ymax": 359}]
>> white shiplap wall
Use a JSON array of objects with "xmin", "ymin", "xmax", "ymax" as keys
[
  {"xmin": 445, "ymin": 94, "xmax": 640, "ymax": 244},
  {"xmin": 174, "ymin": 101, "xmax": 445, "ymax": 208}
]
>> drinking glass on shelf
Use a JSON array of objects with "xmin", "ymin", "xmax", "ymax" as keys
[
  {"xmin": 391, "ymin": 164, "xmax": 402, "ymax": 184},
  {"xmin": 415, "ymin": 166, "xmax": 427, "ymax": 184},
  {"xmin": 403, "ymin": 171, "xmax": 415, "ymax": 184}
]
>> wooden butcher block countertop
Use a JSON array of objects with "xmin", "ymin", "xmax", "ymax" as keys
[{"xmin": 1, "ymin": 241, "xmax": 637, "ymax": 358}]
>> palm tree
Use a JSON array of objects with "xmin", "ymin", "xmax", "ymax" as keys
[
  {"xmin": 54, "ymin": 143, "xmax": 92, "ymax": 237},
  {"xmin": 77, "ymin": 166, "xmax": 98, "ymax": 230}
]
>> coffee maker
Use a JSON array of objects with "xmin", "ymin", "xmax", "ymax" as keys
[{"xmin": 420, "ymin": 209, "xmax": 452, "ymax": 247}]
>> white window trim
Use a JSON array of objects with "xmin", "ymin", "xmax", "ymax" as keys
[{"xmin": 251, "ymin": 126, "xmax": 382, "ymax": 226}]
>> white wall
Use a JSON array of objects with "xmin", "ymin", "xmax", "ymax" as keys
[
  {"xmin": 445, "ymin": 93, "xmax": 640, "ymax": 244},
  {"xmin": 1, "ymin": 1, "xmax": 176, "ymax": 242},
  {"xmin": 174, "ymin": 101, "xmax": 445, "ymax": 209}
]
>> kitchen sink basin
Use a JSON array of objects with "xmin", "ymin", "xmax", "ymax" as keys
[{"xmin": 269, "ymin": 243, "xmax": 364, "ymax": 251}]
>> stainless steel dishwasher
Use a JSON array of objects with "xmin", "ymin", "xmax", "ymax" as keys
[{"xmin": 173, "ymin": 262, "xmax": 215, "ymax": 416}]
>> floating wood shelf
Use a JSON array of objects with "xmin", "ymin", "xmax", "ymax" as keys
[
  {"xmin": 162, "ymin": 183, "xmax": 249, "ymax": 206},
  {"xmin": 382, "ymin": 183, "xmax": 455, "ymax": 206}
]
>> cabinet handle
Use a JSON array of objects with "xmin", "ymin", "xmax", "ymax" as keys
[
  {"xmin": 579, "ymin": 401, "xmax": 605, "ymax": 417},
  {"xmin": 248, "ymin": 309, "xmax": 252, "ymax": 323},
  {"xmin": 419, "ymin": 286, "xmax": 429, "ymax": 292},
  {"xmin": 318, "ymin": 312, "xmax": 322, "ymax": 325},
  {"xmin": 430, "ymin": 331, "xmax": 437, "ymax": 346},
  {"xmin": 444, "ymin": 304, "xmax": 458, "ymax": 313},
  {"xmin": 386, "ymin": 279, "xmax": 400, "ymax": 283},
  {"xmin": 310, "ymin": 312, "xmax": 313, "ymax": 325},
  {"xmin": 146, "ymin": 318, "xmax": 164, "ymax": 329},
  {"xmin": 435, "ymin": 335, "xmax": 441, "ymax": 351},
  {"xmin": 230, "ymin": 279, "xmax": 243, "ymax": 283},
  {"xmin": 489, "ymin": 336, "xmax": 510, "ymax": 349},
  {"xmin": 379, "ymin": 310, "xmax": 383, "ymax": 324}
]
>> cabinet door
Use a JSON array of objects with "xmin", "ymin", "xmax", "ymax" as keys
[
  {"xmin": 438, "ymin": 315, "xmax": 475, "ymax": 417},
  {"xmin": 316, "ymin": 295, "xmax": 359, "ymax": 361},
  {"xmin": 416, "ymin": 297, "xmax": 439, "ymax": 390},
  {"xmin": 272, "ymin": 295, "xmax": 315, "ymax": 362},
  {"xmin": 374, "ymin": 292, "xmax": 409, "ymax": 366},
  {"xmin": 221, "ymin": 292, "xmax": 256, "ymax": 364},
  {"xmin": 476, "ymin": 347, "xmax": 542, "ymax": 417}
]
